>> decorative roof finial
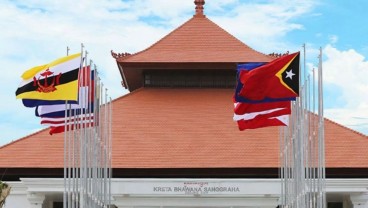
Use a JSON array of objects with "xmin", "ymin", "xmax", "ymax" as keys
[{"xmin": 194, "ymin": 0, "xmax": 205, "ymax": 17}]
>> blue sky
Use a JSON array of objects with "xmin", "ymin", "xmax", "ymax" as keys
[{"xmin": 0, "ymin": 0, "xmax": 367, "ymax": 146}]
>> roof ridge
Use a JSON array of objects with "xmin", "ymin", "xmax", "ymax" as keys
[
  {"xmin": 116, "ymin": 15, "xmax": 272, "ymax": 62},
  {"xmin": 203, "ymin": 16, "xmax": 271, "ymax": 61},
  {"xmin": 0, "ymin": 128, "xmax": 49, "ymax": 149},
  {"xmin": 324, "ymin": 116, "xmax": 368, "ymax": 138},
  {"xmin": 117, "ymin": 17, "xmax": 197, "ymax": 62},
  {"xmin": 111, "ymin": 87, "xmax": 144, "ymax": 103}
]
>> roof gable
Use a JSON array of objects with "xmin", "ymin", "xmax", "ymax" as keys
[{"xmin": 114, "ymin": 16, "xmax": 273, "ymax": 63}]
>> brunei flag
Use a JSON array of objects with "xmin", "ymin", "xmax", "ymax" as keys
[
  {"xmin": 15, "ymin": 53, "xmax": 82, "ymax": 106},
  {"xmin": 35, "ymin": 67, "xmax": 94, "ymax": 118},
  {"xmin": 238, "ymin": 52, "xmax": 300, "ymax": 101}
]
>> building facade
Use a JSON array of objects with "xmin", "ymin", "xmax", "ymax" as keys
[{"xmin": 1, "ymin": 1, "xmax": 368, "ymax": 208}]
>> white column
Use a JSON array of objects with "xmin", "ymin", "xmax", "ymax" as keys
[
  {"xmin": 350, "ymin": 193, "xmax": 368, "ymax": 208},
  {"xmin": 344, "ymin": 195, "xmax": 353, "ymax": 208},
  {"xmin": 27, "ymin": 193, "xmax": 45, "ymax": 208}
]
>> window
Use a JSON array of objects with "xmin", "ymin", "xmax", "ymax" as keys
[
  {"xmin": 327, "ymin": 202, "xmax": 343, "ymax": 208},
  {"xmin": 53, "ymin": 202, "xmax": 63, "ymax": 208},
  {"xmin": 144, "ymin": 70, "xmax": 236, "ymax": 88}
]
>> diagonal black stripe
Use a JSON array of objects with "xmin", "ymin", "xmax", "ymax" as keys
[{"xmin": 15, "ymin": 68, "xmax": 79, "ymax": 96}]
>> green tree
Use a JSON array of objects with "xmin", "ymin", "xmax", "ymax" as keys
[{"xmin": 0, "ymin": 181, "xmax": 11, "ymax": 208}]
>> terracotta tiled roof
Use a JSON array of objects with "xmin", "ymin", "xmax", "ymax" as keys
[
  {"xmin": 0, "ymin": 128, "xmax": 64, "ymax": 168},
  {"xmin": 1, "ymin": 88, "xmax": 367, "ymax": 169},
  {"xmin": 114, "ymin": 16, "xmax": 273, "ymax": 63}
]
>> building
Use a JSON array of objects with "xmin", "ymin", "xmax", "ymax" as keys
[{"xmin": 1, "ymin": 1, "xmax": 368, "ymax": 208}]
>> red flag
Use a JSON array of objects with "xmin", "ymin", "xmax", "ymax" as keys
[
  {"xmin": 49, "ymin": 122, "xmax": 94, "ymax": 135},
  {"xmin": 237, "ymin": 115, "xmax": 289, "ymax": 130},
  {"xmin": 234, "ymin": 100, "xmax": 291, "ymax": 115},
  {"xmin": 41, "ymin": 114, "xmax": 94, "ymax": 126},
  {"xmin": 233, "ymin": 101, "xmax": 291, "ymax": 130},
  {"xmin": 41, "ymin": 114, "xmax": 94, "ymax": 135},
  {"xmin": 49, "ymin": 126, "xmax": 65, "ymax": 135},
  {"xmin": 238, "ymin": 52, "xmax": 300, "ymax": 101}
]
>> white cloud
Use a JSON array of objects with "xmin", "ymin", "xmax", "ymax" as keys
[
  {"xmin": 325, "ymin": 108, "xmax": 368, "ymax": 135},
  {"xmin": 328, "ymin": 35, "xmax": 338, "ymax": 44},
  {"xmin": 323, "ymin": 45, "xmax": 368, "ymax": 134},
  {"xmin": 209, "ymin": 0, "xmax": 317, "ymax": 53}
]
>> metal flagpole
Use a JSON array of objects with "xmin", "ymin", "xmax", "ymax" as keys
[
  {"xmin": 87, "ymin": 59, "xmax": 94, "ymax": 208},
  {"xmin": 90, "ymin": 59, "xmax": 94, "ymax": 208},
  {"xmin": 302, "ymin": 44, "xmax": 309, "ymax": 208},
  {"xmin": 104, "ymin": 89, "xmax": 108, "ymax": 207},
  {"xmin": 68, "ymin": 102, "xmax": 73, "ymax": 208},
  {"xmin": 95, "ymin": 78, "xmax": 99, "ymax": 208},
  {"xmin": 99, "ymin": 81, "xmax": 103, "ymax": 207},
  {"xmin": 279, "ymin": 46, "xmax": 326, "ymax": 208},
  {"xmin": 312, "ymin": 68, "xmax": 316, "ymax": 208},
  {"xmin": 318, "ymin": 47, "xmax": 326, "ymax": 208},
  {"xmin": 63, "ymin": 99, "xmax": 67, "ymax": 208},
  {"xmin": 61, "ymin": 45, "xmax": 112, "ymax": 208},
  {"xmin": 279, "ymin": 119, "xmax": 284, "ymax": 205},
  {"xmin": 109, "ymin": 97, "xmax": 112, "ymax": 208},
  {"xmin": 83, "ymin": 59, "xmax": 90, "ymax": 208},
  {"xmin": 72, "ymin": 106, "xmax": 75, "ymax": 208},
  {"xmin": 83, "ymin": 60, "xmax": 95, "ymax": 207},
  {"xmin": 80, "ymin": 51, "xmax": 88, "ymax": 208},
  {"xmin": 95, "ymin": 67, "xmax": 101, "ymax": 208},
  {"xmin": 306, "ymin": 77, "xmax": 310, "ymax": 207},
  {"xmin": 64, "ymin": 46, "xmax": 69, "ymax": 208}
]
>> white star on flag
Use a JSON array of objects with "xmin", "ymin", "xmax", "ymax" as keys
[{"xmin": 285, "ymin": 69, "xmax": 295, "ymax": 80}]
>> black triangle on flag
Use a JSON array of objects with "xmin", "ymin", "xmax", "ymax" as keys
[{"xmin": 280, "ymin": 52, "xmax": 300, "ymax": 95}]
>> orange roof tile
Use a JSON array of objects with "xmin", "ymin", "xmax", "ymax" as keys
[
  {"xmin": 1, "ymin": 88, "xmax": 367, "ymax": 169},
  {"xmin": 114, "ymin": 15, "xmax": 273, "ymax": 63}
]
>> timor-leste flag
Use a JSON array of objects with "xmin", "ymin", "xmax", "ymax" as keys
[
  {"xmin": 15, "ymin": 53, "xmax": 82, "ymax": 104},
  {"xmin": 238, "ymin": 52, "xmax": 300, "ymax": 101},
  {"xmin": 235, "ymin": 62, "xmax": 296, "ymax": 103}
]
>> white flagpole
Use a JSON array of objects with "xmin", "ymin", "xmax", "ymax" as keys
[
  {"xmin": 109, "ymin": 96, "xmax": 112, "ymax": 208},
  {"xmin": 313, "ymin": 67, "xmax": 316, "ymax": 208},
  {"xmin": 104, "ymin": 88, "xmax": 108, "ymax": 207},
  {"xmin": 80, "ymin": 51, "xmax": 88, "ymax": 208},
  {"xmin": 87, "ymin": 59, "xmax": 94, "ymax": 208},
  {"xmin": 95, "ymin": 77, "xmax": 100, "ymax": 207},
  {"xmin": 64, "ymin": 46, "xmax": 69, "ymax": 208},
  {"xmin": 99, "ymin": 81, "xmax": 104, "ymax": 207},
  {"xmin": 90, "ymin": 63, "xmax": 94, "ymax": 208},
  {"xmin": 318, "ymin": 47, "xmax": 326, "ymax": 208},
  {"xmin": 279, "ymin": 46, "xmax": 326, "ymax": 208},
  {"xmin": 61, "ymin": 45, "xmax": 112, "ymax": 208}
]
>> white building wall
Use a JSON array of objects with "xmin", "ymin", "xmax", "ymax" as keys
[
  {"xmin": 4, "ymin": 181, "xmax": 29, "ymax": 208},
  {"xmin": 3, "ymin": 178, "xmax": 368, "ymax": 208}
]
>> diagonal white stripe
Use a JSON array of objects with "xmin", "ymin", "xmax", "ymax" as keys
[
  {"xmin": 233, "ymin": 107, "xmax": 286, "ymax": 121},
  {"xmin": 18, "ymin": 55, "xmax": 81, "ymax": 87}
]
